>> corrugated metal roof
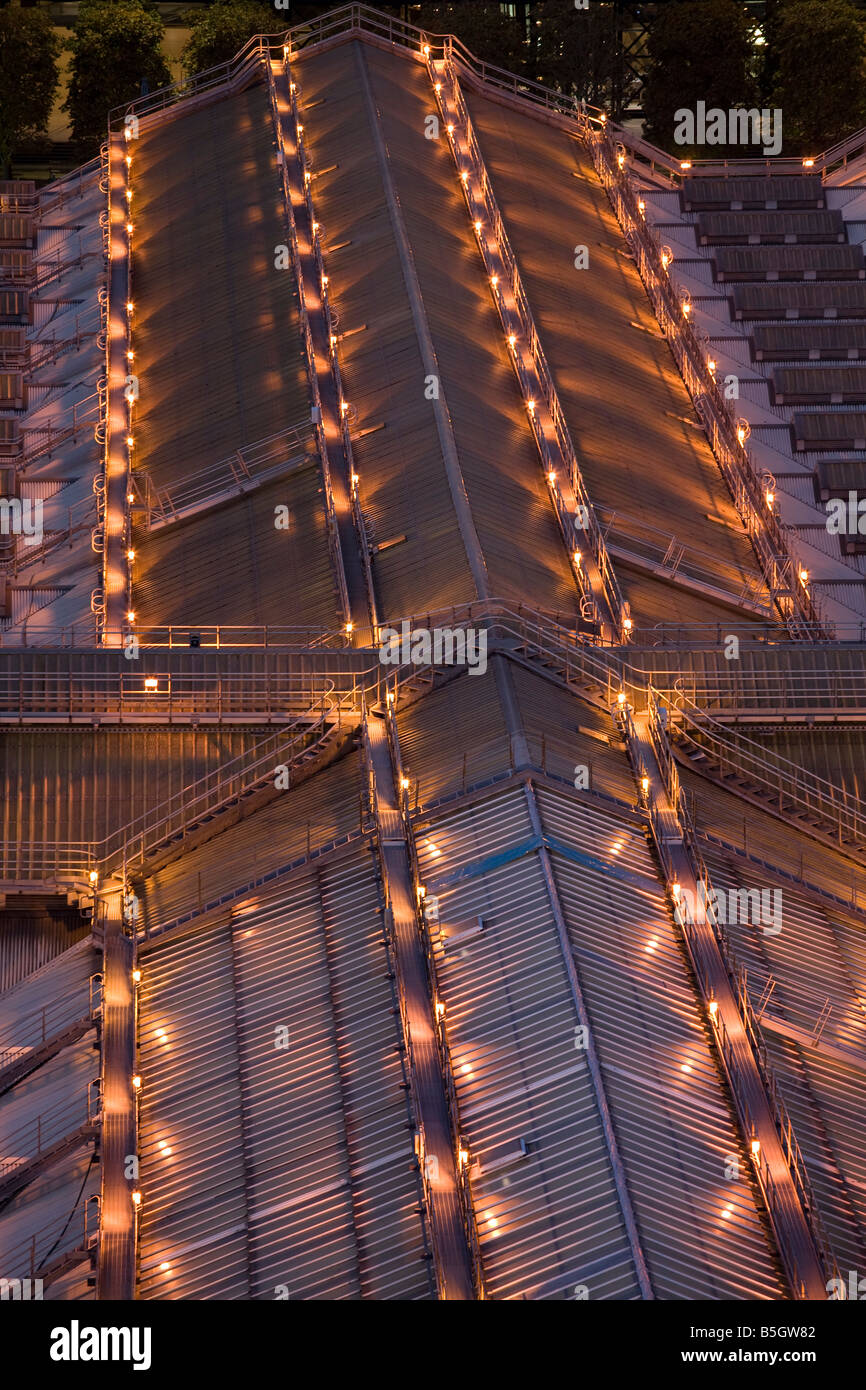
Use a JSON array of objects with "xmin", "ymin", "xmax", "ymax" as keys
[{"xmin": 138, "ymin": 851, "xmax": 432, "ymax": 1299}]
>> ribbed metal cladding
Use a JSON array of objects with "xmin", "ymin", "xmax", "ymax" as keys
[
  {"xmin": 0, "ymin": 942, "xmax": 101, "ymax": 1286},
  {"xmin": 534, "ymin": 787, "xmax": 786, "ymax": 1299},
  {"xmin": 698, "ymin": 211, "xmax": 845, "ymax": 244},
  {"xmin": 0, "ymin": 913, "xmax": 91, "ymax": 995},
  {"xmin": 417, "ymin": 784, "xmax": 645, "ymax": 1299},
  {"xmin": 683, "ymin": 177, "xmax": 824, "ymax": 209},
  {"xmin": 138, "ymin": 847, "xmax": 432, "ymax": 1301},
  {"xmin": 702, "ymin": 848, "xmax": 866, "ymax": 1277}
]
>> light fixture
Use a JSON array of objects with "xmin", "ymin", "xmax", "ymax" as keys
[
  {"xmin": 623, "ymin": 617, "xmax": 633, "ymax": 632},
  {"xmin": 802, "ymin": 157, "xmax": 815, "ymax": 168},
  {"xmin": 507, "ymin": 333, "xmax": 516, "ymax": 347},
  {"xmin": 422, "ymin": 44, "xmax": 431, "ymax": 57},
  {"xmin": 709, "ymin": 1000, "xmax": 718, "ymax": 1018},
  {"xmin": 736, "ymin": 419, "xmax": 750, "ymax": 446},
  {"xmin": 125, "ymin": 189, "xmax": 132, "ymax": 202},
  {"xmin": 799, "ymin": 568, "xmax": 809, "ymax": 585},
  {"xmin": 707, "ymin": 357, "xmax": 716, "ymax": 374},
  {"xmin": 131, "ymin": 1190, "xmax": 142, "ymax": 1207},
  {"xmin": 127, "ymin": 492, "xmax": 135, "ymax": 504},
  {"xmin": 127, "ymin": 435, "xmax": 134, "ymax": 448},
  {"xmin": 751, "ymin": 1139, "xmax": 761, "ymax": 1158},
  {"xmin": 400, "ymin": 776, "xmax": 410, "ymax": 790},
  {"xmin": 641, "ymin": 776, "xmax": 649, "ymax": 794},
  {"xmin": 638, "ymin": 198, "xmax": 645, "ymax": 214},
  {"xmin": 126, "ymin": 301, "xmax": 134, "ymax": 313},
  {"xmin": 547, "ymin": 469, "xmax": 556, "ymax": 484},
  {"xmin": 446, "ymin": 123, "xmax": 454, "ymax": 135},
  {"xmin": 345, "ymin": 619, "xmax": 354, "ymax": 634},
  {"xmin": 458, "ymin": 1146, "xmax": 469, "ymax": 1166},
  {"xmin": 434, "ymin": 82, "xmax": 442, "ymax": 93},
  {"xmin": 617, "ymin": 691, "xmax": 626, "ymax": 706},
  {"xmin": 671, "ymin": 881, "xmax": 681, "ymax": 898},
  {"xmin": 765, "ymin": 489, "xmax": 774, "ymax": 507},
  {"xmin": 417, "ymin": 885, "xmax": 426, "ymax": 901},
  {"xmin": 132, "ymin": 969, "xmax": 141, "ymax": 982},
  {"xmin": 132, "ymin": 1074, "xmax": 142, "ymax": 1090},
  {"xmin": 527, "ymin": 399, "xmax": 536, "ymax": 413},
  {"xmin": 473, "ymin": 220, "xmax": 482, "ymax": 233},
  {"xmin": 89, "ymin": 869, "xmax": 99, "ymax": 884},
  {"xmin": 126, "ymin": 349, "xmax": 134, "ymax": 360},
  {"xmin": 573, "ymin": 550, "xmax": 581, "ymax": 565},
  {"xmin": 127, "ymin": 610, "xmax": 136, "ymax": 622},
  {"xmin": 490, "ymin": 274, "xmax": 499, "ymax": 287},
  {"xmin": 660, "ymin": 246, "xmax": 672, "ymax": 269},
  {"xmin": 435, "ymin": 1001, "xmax": 445, "ymax": 1019},
  {"xmin": 460, "ymin": 170, "xmax": 469, "ymax": 183},
  {"xmin": 351, "ymin": 472, "xmax": 359, "ymax": 486},
  {"xmin": 680, "ymin": 160, "xmax": 692, "ymax": 170},
  {"xmin": 127, "ymin": 548, "xmax": 135, "ymax": 561},
  {"xmin": 312, "ymin": 221, "xmax": 320, "ymax": 232},
  {"xmin": 144, "ymin": 678, "xmax": 158, "ymax": 691},
  {"xmin": 126, "ymin": 222, "xmax": 133, "ymax": 234}
]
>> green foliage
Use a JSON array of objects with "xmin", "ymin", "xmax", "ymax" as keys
[
  {"xmin": 414, "ymin": 3, "xmax": 525, "ymax": 73},
  {"xmin": 0, "ymin": 6, "xmax": 61, "ymax": 176},
  {"xmin": 642, "ymin": 0, "xmax": 757, "ymax": 155},
  {"xmin": 65, "ymin": 0, "xmax": 171, "ymax": 151},
  {"xmin": 531, "ymin": 0, "xmax": 618, "ymax": 108},
  {"xmin": 181, "ymin": 0, "xmax": 275, "ymax": 78},
  {"xmin": 771, "ymin": 0, "xmax": 866, "ymax": 152}
]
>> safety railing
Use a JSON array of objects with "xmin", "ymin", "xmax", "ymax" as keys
[
  {"xmin": 1, "ymin": 495, "xmax": 97, "ymax": 579},
  {"xmin": 4, "ymin": 619, "xmax": 351, "ymax": 650},
  {"xmin": 433, "ymin": 49, "xmax": 627, "ymax": 642},
  {"xmin": 0, "ymin": 666, "xmax": 365, "ymax": 721},
  {"xmin": 17, "ymin": 388, "xmax": 102, "ymax": 471},
  {"xmin": 0, "ymin": 977, "xmax": 100, "ymax": 1075},
  {"xmin": 0, "ymin": 1085, "xmax": 100, "ymax": 1183},
  {"xmin": 130, "ymin": 421, "xmax": 318, "ymax": 530},
  {"xmin": 589, "ymin": 130, "xmax": 828, "ymax": 641},
  {"xmin": 266, "ymin": 61, "xmax": 354, "ymax": 632},
  {"xmin": 668, "ymin": 688, "xmax": 866, "ymax": 849},
  {"xmin": 640, "ymin": 689, "xmax": 839, "ymax": 1295}
]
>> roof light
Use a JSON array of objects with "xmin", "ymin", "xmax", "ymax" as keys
[
  {"xmin": 422, "ymin": 44, "xmax": 431, "ymax": 57},
  {"xmin": 799, "ymin": 568, "xmax": 809, "ymax": 585},
  {"xmin": 802, "ymin": 157, "xmax": 815, "ymax": 168},
  {"xmin": 641, "ymin": 776, "xmax": 649, "ymax": 794},
  {"xmin": 573, "ymin": 550, "xmax": 582, "ymax": 565},
  {"xmin": 132, "ymin": 1074, "xmax": 142, "ymax": 1090},
  {"xmin": 623, "ymin": 617, "xmax": 633, "ymax": 632},
  {"xmin": 707, "ymin": 357, "xmax": 716, "ymax": 374},
  {"xmin": 345, "ymin": 620, "xmax": 354, "ymax": 634},
  {"xmin": 708, "ymin": 1000, "xmax": 718, "ymax": 1018},
  {"xmin": 547, "ymin": 469, "xmax": 556, "ymax": 485},
  {"xmin": 127, "ymin": 492, "xmax": 135, "ymax": 504},
  {"xmin": 765, "ymin": 489, "xmax": 774, "ymax": 507},
  {"xmin": 490, "ymin": 274, "xmax": 499, "ymax": 287},
  {"xmin": 400, "ymin": 776, "xmax": 410, "ymax": 790},
  {"xmin": 660, "ymin": 246, "xmax": 672, "ymax": 269},
  {"xmin": 638, "ymin": 198, "xmax": 645, "ymax": 214},
  {"xmin": 446, "ymin": 124, "xmax": 454, "ymax": 136},
  {"xmin": 434, "ymin": 82, "xmax": 442, "ymax": 93},
  {"xmin": 671, "ymin": 881, "xmax": 681, "ymax": 898},
  {"xmin": 751, "ymin": 1139, "xmax": 761, "ymax": 1158},
  {"xmin": 132, "ymin": 969, "xmax": 141, "ymax": 982},
  {"xmin": 127, "ymin": 548, "xmax": 135, "ymax": 561},
  {"xmin": 131, "ymin": 1190, "xmax": 142, "ymax": 1207},
  {"xmin": 126, "ymin": 349, "xmax": 134, "ymax": 360},
  {"xmin": 473, "ymin": 220, "xmax": 482, "ymax": 233},
  {"xmin": 507, "ymin": 333, "xmax": 516, "ymax": 347},
  {"xmin": 680, "ymin": 160, "xmax": 692, "ymax": 170},
  {"xmin": 127, "ymin": 610, "xmax": 135, "ymax": 623},
  {"xmin": 460, "ymin": 171, "xmax": 469, "ymax": 184},
  {"xmin": 736, "ymin": 420, "xmax": 750, "ymax": 446},
  {"xmin": 144, "ymin": 677, "xmax": 158, "ymax": 691},
  {"xmin": 127, "ymin": 435, "xmax": 134, "ymax": 448},
  {"xmin": 126, "ymin": 301, "xmax": 134, "ymax": 313},
  {"xmin": 125, "ymin": 189, "xmax": 132, "ymax": 202},
  {"xmin": 527, "ymin": 399, "xmax": 536, "ymax": 413},
  {"xmin": 417, "ymin": 885, "xmax": 426, "ymax": 901},
  {"xmin": 89, "ymin": 869, "xmax": 99, "ymax": 884},
  {"xmin": 125, "ymin": 222, "xmax": 133, "ymax": 235}
]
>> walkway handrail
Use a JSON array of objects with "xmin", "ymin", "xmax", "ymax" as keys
[
  {"xmin": 641, "ymin": 690, "xmax": 839, "ymax": 1293},
  {"xmin": 668, "ymin": 688, "xmax": 866, "ymax": 849}
]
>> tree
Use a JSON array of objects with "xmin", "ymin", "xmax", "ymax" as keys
[
  {"xmin": 181, "ymin": 0, "xmax": 274, "ymax": 78},
  {"xmin": 771, "ymin": 0, "xmax": 866, "ymax": 153},
  {"xmin": 531, "ymin": 0, "xmax": 618, "ymax": 109},
  {"xmin": 642, "ymin": 0, "xmax": 757, "ymax": 156},
  {"xmin": 65, "ymin": 0, "xmax": 171, "ymax": 152},
  {"xmin": 0, "ymin": 5, "xmax": 61, "ymax": 179},
  {"xmin": 414, "ymin": 3, "xmax": 525, "ymax": 73}
]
